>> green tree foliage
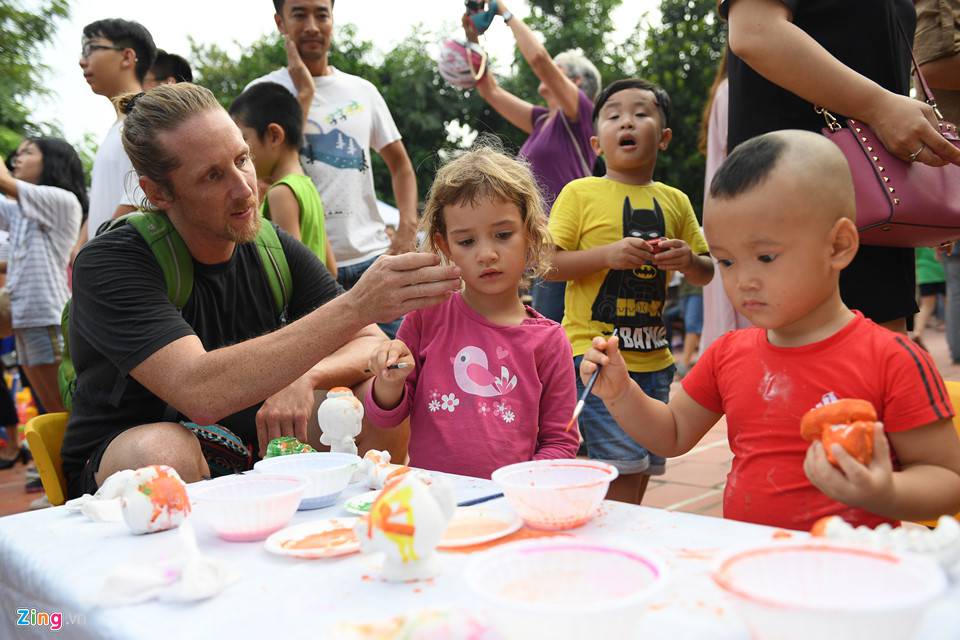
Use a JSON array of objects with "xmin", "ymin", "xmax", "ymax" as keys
[
  {"xmin": 639, "ymin": 0, "xmax": 726, "ymax": 215},
  {"xmin": 0, "ymin": 0, "xmax": 70, "ymax": 155}
]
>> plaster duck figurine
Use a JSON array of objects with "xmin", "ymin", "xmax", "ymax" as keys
[
  {"xmin": 318, "ymin": 387, "xmax": 364, "ymax": 456},
  {"xmin": 811, "ymin": 515, "xmax": 960, "ymax": 571},
  {"xmin": 121, "ymin": 465, "xmax": 192, "ymax": 535},
  {"xmin": 356, "ymin": 471, "xmax": 455, "ymax": 582},
  {"xmin": 65, "ymin": 468, "xmax": 137, "ymax": 522},
  {"xmin": 355, "ymin": 449, "xmax": 413, "ymax": 489}
]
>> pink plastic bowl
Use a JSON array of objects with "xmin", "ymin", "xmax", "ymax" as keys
[
  {"xmin": 491, "ymin": 459, "xmax": 618, "ymax": 530},
  {"xmin": 712, "ymin": 541, "xmax": 948, "ymax": 640},
  {"xmin": 191, "ymin": 474, "xmax": 307, "ymax": 542}
]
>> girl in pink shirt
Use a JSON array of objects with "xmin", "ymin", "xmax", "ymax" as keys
[{"xmin": 364, "ymin": 145, "xmax": 580, "ymax": 478}]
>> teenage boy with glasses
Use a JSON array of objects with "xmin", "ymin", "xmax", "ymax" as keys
[{"xmin": 74, "ymin": 19, "xmax": 156, "ymax": 260}]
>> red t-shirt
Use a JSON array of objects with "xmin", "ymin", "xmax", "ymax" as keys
[{"xmin": 682, "ymin": 312, "xmax": 952, "ymax": 531}]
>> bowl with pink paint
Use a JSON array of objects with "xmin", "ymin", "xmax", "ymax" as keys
[
  {"xmin": 491, "ymin": 459, "xmax": 618, "ymax": 530},
  {"xmin": 190, "ymin": 474, "xmax": 307, "ymax": 542},
  {"xmin": 465, "ymin": 539, "xmax": 668, "ymax": 639},
  {"xmin": 712, "ymin": 541, "xmax": 947, "ymax": 640}
]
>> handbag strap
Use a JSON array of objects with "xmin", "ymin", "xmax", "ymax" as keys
[
  {"xmin": 559, "ymin": 111, "xmax": 591, "ymax": 177},
  {"xmin": 893, "ymin": 15, "xmax": 943, "ymax": 120}
]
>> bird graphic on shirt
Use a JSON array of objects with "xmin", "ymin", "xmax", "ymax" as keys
[{"xmin": 452, "ymin": 346, "xmax": 518, "ymax": 398}]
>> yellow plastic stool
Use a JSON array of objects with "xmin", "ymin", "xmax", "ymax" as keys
[
  {"xmin": 24, "ymin": 412, "xmax": 69, "ymax": 506},
  {"xmin": 916, "ymin": 380, "xmax": 960, "ymax": 527}
]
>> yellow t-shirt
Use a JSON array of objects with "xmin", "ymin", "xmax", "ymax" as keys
[{"xmin": 549, "ymin": 177, "xmax": 709, "ymax": 372}]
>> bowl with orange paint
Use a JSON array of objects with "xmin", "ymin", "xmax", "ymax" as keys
[
  {"xmin": 465, "ymin": 539, "xmax": 668, "ymax": 639},
  {"xmin": 491, "ymin": 459, "xmax": 618, "ymax": 531},
  {"xmin": 712, "ymin": 541, "xmax": 947, "ymax": 640},
  {"xmin": 191, "ymin": 474, "xmax": 307, "ymax": 542}
]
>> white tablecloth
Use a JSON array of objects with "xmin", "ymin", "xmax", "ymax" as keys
[{"xmin": 1, "ymin": 473, "xmax": 958, "ymax": 639}]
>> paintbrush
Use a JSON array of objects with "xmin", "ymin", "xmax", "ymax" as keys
[
  {"xmin": 456, "ymin": 492, "xmax": 504, "ymax": 507},
  {"xmin": 565, "ymin": 364, "xmax": 601, "ymax": 432},
  {"xmin": 363, "ymin": 362, "xmax": 410, "ymax": 374}
]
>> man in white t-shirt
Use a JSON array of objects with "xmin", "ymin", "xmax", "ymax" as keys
[
  {"xmin": 248, "ymin": 0, "xmax": 418, "ymax": 336},
  {"xmin": 74, "ymin": 18, "xmax": 156, "ymax": 257}
]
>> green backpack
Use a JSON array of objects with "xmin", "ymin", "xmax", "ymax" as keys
[{"xmin": 57, "ymin": 211, "xmax": 293, "ymax": 411}]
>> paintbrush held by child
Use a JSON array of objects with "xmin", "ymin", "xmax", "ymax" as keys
[
  {"xmin": 580, "ymin": 130, "xmax": 960, "ymax": 531},
  {"xmin": 363, "ymin": 143, "xmax": 580, "ymax": 478}
]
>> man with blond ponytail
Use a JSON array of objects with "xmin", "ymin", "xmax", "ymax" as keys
[{"xmin": 60, "ymin": 83, "xmax": 461, "ymax": 499}]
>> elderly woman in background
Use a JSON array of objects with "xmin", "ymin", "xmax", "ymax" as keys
[{"xmin": 464, "ymin": 1, "xmax": 601, "ymax": 323}]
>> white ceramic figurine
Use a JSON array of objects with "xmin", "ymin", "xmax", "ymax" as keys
[
  {"xmin": 120, "ymin": 465, "xmax": 191, "ymax": 535},
  {"xmin": 318, "ymin": 387, "xmax": 364, "ymax": 456},
  {"xmin": 356, "ymin": 471, "xmax": 456, "ymax": 582}
]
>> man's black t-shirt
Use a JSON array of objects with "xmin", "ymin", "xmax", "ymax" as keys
[
  {"xmin": 61, "ymin": 223, "xmax": 342, "ymax": 490},
  {"xmin": 720, "ymin": 0, "xmax": 919, "ymax": 325}
]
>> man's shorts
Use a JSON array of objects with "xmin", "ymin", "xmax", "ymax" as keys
[
  {"xmin": 915, "ymin": 0, "xmax": 960, "ymax": 66},
  {"xmin": 14, "ymin": 325, "xmax": 63, "ymax": 367},
  {"xmin": 920, "ymin": 281, "xmax": 947, "ymax": 297},
  {"xmin": 573, "ymin": 355, "xmax": 674, "ymax": 475}
]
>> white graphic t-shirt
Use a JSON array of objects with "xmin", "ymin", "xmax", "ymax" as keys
[{"xmin": 247, "ymin": 67, "xmax": 401, "ymax": 266}]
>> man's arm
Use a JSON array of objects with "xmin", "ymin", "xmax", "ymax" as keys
[
  {"xmin": 378, "ymin": 140, "xmax": 418, "ymax": 255},
  {"xmin": 129, "ymin": 253, "xmax": 460, "ymax": 425}
]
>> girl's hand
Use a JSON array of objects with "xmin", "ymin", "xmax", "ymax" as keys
[
  {"xmin": 863, "ymin": 92, "xmax": 960, "ymax": 167},
  {"xmin": 803, "ymin": 422, "xmax": 894, "ymax": 511},
  {"xmin": 368, "ymin": 339, "xmax": 415, "ymax": 385},
  {"xmin": 652, "ymin": 238, "xmax": 694, "ymax": 272},
  {"xmin": 580, "ymin": 336, "xmax": 631, "ymax": 402}
]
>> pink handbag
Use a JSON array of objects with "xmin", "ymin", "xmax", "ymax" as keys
[{"xmin": 817, "ymin": 23, "xmax": 960, "ymax": 248}]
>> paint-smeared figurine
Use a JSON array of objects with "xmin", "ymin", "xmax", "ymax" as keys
[
  {"xmin": 121, "ymin": 465, "xmax": 191, "ymax": 535},
  {"xmin": 318, "ymin": 387, "xmax": 364, "ymax": 456},
  {"xmin": 356, "ymin": 471, "xmax": 455, "ymax": 581}
]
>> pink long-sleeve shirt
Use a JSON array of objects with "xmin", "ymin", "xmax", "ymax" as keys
[{"xmin": 364, "ymin": 293, "xmax": 580, "ymax": 478}]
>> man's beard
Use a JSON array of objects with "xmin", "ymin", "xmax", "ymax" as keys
[{"xmin": 225, "ymin": 210, "xmax": 262, "ymax": 243}]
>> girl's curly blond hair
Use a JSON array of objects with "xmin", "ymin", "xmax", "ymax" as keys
[{"xmin": 420, "ymin": 141, "xmax": 553, "ymax": 286}]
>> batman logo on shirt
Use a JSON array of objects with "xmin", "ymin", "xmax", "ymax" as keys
[{"xmin": 591, "ymin": 197, "xmax": 669, "ymax": 352}]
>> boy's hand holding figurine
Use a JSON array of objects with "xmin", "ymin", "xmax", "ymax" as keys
[
  {"xmin": 803, "ymin": 423, "xmax": 895, "ymax": 515},
  {"xmin": 369, "ymin": 339, "xmax": 415, "ymax": 410},
  {"xmin": 650, "ymin": 238, "xmax": 695, "ymax": 272}
]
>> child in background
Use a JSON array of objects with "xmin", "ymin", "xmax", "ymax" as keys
[
  {"xmin": 581, "ymin": 130, "xmax": 960, "ymax": 531},
  {"xmin": 229, "ymin": 82, "xmax": 337, "ymax": 275},
  {"xmin": 363, "ymin": 145, "xmax": 580, "ymax": 478},
  {"xmin": 913, "ymin": 247, "xmax": 946, "ymax": 351},
  {"xmin": 546, "ymin": 78, "xmax": 714, "ymax": 503}
]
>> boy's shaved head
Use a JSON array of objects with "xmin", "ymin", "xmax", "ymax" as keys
[{"xmin": 710, "ymin": 130, "xmax": 855, "ymax": 227}]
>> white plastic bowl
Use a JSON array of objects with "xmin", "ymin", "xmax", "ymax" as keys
[
  {"xmin": 465, "ymin": 539, "xmax": 668, "ymax": 639},
  {"xmin": 712, "ymin": 541, "xmax": 948, "ymax": 640},
  {"xmin": 253, "ymin": 452, "xmax": 360, "ymax": 510},
  {"xmin": 491, "ymin": 459, "xmax": 618, "ymax": 530},
  {"xmin": 191, "ymin": 474, "xmax": 306, "ymax": 541}
]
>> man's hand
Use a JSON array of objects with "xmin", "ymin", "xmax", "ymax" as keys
[
  {"xmin": 255, "ymin": 374, "xmax": 316, "ymax": 457},
  {"xmin": 580, "ymin": 336, "xmax": 632, "ymax": 403},
  {"xmin": 652, "ymin": 238, "xmax": 694, "ymax": 272},
  {"xmin": 348, "ymin": 252, "xmax": 461, "ymax": 324},
  {"xmin": 605, "ymin": 238, "xmax": 655, "ymax": 270},
  {"xmin": 803, "ymin": 422, "xmax": 895, "ymax": 511}
]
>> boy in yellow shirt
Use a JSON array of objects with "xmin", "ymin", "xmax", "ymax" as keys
[{"xmin": 547, "ymin": 78, "xmax": 714, "ymax": 503}]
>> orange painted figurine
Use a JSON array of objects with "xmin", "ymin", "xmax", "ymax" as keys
[{"xmin": 800, "ymin": 399, "xmax": 877, "ymax": 466}]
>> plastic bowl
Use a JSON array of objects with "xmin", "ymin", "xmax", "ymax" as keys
[
  {"xmin": 712, "ymin": 541, "xmax": 948, "ymax": 640},
  {"xmin": 465, "ymin": 539, "xmax": 668, "ymax": 639},
  {"xmin": 191, "ymin": 474, "xmax": 306, "ymax": 541},
  {"xmin": 491, "ymin": 459, "xmax": 618, "ymax": 530},
  {"xmin": 253, "ymin": 452, "xmax": 360, "ymax": 510}
]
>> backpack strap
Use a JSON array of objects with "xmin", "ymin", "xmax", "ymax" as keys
[
  {"xmin": 254, "ymin": 222, "xmax": 293, "ymax": 324},
  {"xmin": 122, "ymin": 212, "xmax": 195, "ymax": 310}
]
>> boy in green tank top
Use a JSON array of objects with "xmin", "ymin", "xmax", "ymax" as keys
[{"xmin": 229, "ymin": 82, "xmax": 337, "ymax": 275}]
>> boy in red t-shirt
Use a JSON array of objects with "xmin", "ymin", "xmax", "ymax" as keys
[{"xmin": 579, "ymin": 129, "xmax": 960, "ymax": 531}]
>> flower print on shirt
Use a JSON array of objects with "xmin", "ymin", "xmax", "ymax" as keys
[{"xmin": 441, "ymin": 393, "xmax": 460, "ymax": 413}]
